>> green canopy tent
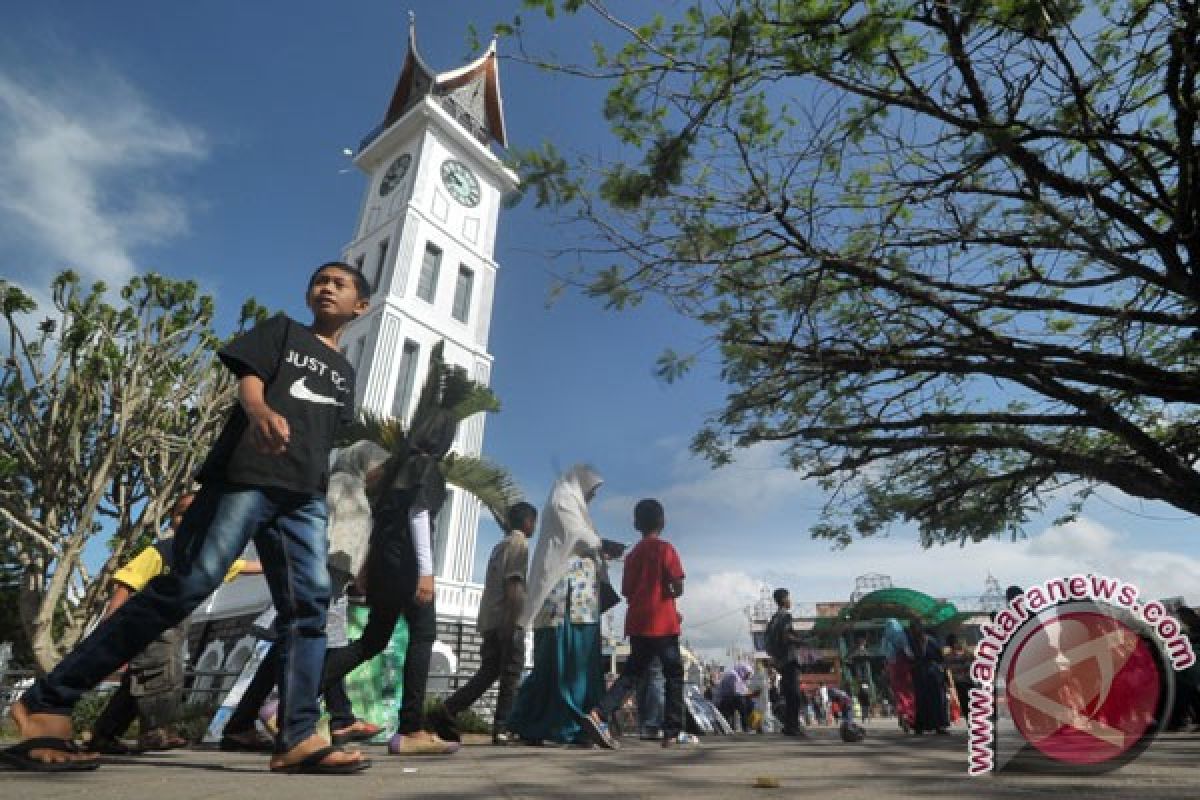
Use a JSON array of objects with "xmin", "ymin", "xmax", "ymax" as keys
[{"xmin": 846, "ymin": 588, "xmax": 961, "ymax": 628}]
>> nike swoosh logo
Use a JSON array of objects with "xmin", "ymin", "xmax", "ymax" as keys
[{"xmin": 289, "ymin": 377, "xmax": 344, "ymax": 406}]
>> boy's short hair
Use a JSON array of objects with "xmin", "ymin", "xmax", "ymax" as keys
[
  {"xmin": 309, "ymin": 261, "xmax": 371, "ymax": 300},
  {"xmin": 633, "ymin": 498, "xmax": 665, "ymax": 533},
  {"xmin": 773, "ymin": 588, "xmax": 790, "ymax": 606},
  {"xmin": 506, "ymin": 501, "xmax": 537, "ymax": 533}
]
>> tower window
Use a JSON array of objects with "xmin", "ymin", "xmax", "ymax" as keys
[
  {"xmin": 391, "ymin": 339, "xmax": 420, "ymax": 421},
  {"xmin": 373, "ymin": 239, "xmax": 390, "ymax": 294},
  {"xmin": 451, "ymin": 266, "xmax": 474, "ymax": 323},
  {"xmin": 416, "ymin": 242, "xmax": 441, "ymax": 303}
]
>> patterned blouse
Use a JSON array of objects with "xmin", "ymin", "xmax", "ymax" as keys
[{"xmin": 533, "ymin": 556, "xmax": 600, "ymax": 628}]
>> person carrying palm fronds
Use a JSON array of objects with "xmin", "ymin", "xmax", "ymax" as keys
[{"xmin": 320, "ymin": 343, "xmax": 488, "ymax": 756}]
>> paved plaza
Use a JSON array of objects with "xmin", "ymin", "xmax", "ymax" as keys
[{"xmin": 3, "ymin": 721, "xmax": 1200, "ymax": 799}]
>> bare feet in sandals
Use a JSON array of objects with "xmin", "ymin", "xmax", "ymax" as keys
[
  {"xmin": 5, "ymin": 700, "xmax": 99, "ymax": 770},
  {"xmin": 268, "ymin": 734, "xmax": 370, "ymax": 774}
]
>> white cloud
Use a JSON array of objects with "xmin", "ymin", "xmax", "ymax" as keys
[
  {"xmin": 676, "ymin": 570, "xmax": 766, "ymax": 658},
  {"xmin": 0, "ymin": 66, "xmax": 207, "ymax": 286},
  {"xmin": 1027, "ymin": 517, "xmax": 1117, "ymax": 557}
]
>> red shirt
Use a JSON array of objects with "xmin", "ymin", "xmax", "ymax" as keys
[{"xmin": 622, "ymin": 537, "xmax": 685, "ymax": 637}]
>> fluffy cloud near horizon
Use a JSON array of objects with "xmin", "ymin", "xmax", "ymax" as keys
[
  {"xmin": 0, "ymin": 64, "xmax": 207, "ymax": 287},
  {"xmin": 596, "ymin": 442, "xmax": 1200, "ymax": 662}
]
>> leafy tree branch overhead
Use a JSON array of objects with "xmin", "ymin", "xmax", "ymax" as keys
[{"xmin": 502, "ymin": 0, "xmax": 1200, "ymax": 545}]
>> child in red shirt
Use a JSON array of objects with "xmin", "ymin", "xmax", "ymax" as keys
[{"xmin": 582, "ymin": 499, "xmax": 690, "ymax": 748}]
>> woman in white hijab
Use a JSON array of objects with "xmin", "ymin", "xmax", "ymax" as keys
[{"xmin": 506, "ymin": 465, "xmax": 608, "ymax": 745}]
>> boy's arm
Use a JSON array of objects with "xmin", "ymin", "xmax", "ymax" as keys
[
  {"xmin": 783, "ymin": 612, "xmax": 804, "ymax": 644},
  {"xmin": 501, "ymin": 577, "xmax": 526, "ymax": 633},
  {"xmin": 410, "ymin": 509, "xmax": 435, "ymax": 605},
  {"xmin": 103, "ymin": 584, "xmax": 133, "ymax": 620},
  {"xmin": 665, "ymin": 543, "xmax": 685, "ymax": 598},
  {"xmin": 239, "ymin": 374, "xmax": 289, "ymax": 455}
]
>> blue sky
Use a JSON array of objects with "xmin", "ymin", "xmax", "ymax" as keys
[{"xmin": 4, "ymin": 1, "xmax": 1200, "ymax": 655}]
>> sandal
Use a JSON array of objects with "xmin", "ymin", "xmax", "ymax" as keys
[
  {"xmin": 579, "ymin": 710, "xmax": 620, "ymax": 750},
  {"xmin": 219, "ymin": 729, "xmax": 275, "ymax": 753},
  {"xmin": 0, "ymin": 737, "xmax": 101, "ymax": 772},
  {"xmin": 138, "ymin": 728, "xmax": 188, "ymax": 751},
  {"xmin": 331, "ymin": 720, "xmax": 382, "ymax": 745},
  {"xmin": 270, "ymin": 745, "xmax": 371, "ymax": 775},
  {"xmin": 87, "ymin": 736, "xmax": 132, "ymax": 755}
]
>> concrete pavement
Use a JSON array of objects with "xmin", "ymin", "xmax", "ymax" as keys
[{"xmin": 3, "ymin": 722, "xmax": 1199, "ymax": 799}]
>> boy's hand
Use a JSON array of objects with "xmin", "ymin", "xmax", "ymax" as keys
[
  {"xmin": 415, "ymin": 574, "xmax": 435, "ymax": 605},
  {"xmin": 247, "ymin": 407, "xmax": 290, "ymax": 455}
]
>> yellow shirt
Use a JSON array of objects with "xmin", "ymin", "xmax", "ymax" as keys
[{"xmin": 113, "ymin": 543, "xmax": 247, "ymax": 593}]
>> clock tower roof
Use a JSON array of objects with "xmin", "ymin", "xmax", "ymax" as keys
[{"xmin": 373, "ymin": 18, "xmax": 507, "ymax": 150}]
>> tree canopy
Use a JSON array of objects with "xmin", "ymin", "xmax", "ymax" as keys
[
  {"xmin": 1, "ymin": 271, "xmax": 263, "ymax": 671},
  {"xmin": 505, "ymin": 0, "xmax": 1200, "ymax": 545}
]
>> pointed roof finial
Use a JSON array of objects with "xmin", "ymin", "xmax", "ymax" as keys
[{"xmin": 373, "ymin": 14, "xmax": 509, "ymax": 149}]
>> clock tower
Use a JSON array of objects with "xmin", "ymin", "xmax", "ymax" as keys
[{"xmin": 339, "ymin": 21, "xmax": 518, "ymax": 661}]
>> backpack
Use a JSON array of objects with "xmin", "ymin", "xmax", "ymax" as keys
[{"xmin": 765, "ymin": 610, "xmax": 792, "ymax": 665}]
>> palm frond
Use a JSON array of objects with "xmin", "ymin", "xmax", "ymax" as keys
[
  {"xmin": 440, "ymin": 454, "xmax": 523, "ymax": 530},
  {"xmin": 410, "ymin": 339, "xmax": 500, "ymax": 425},
  {"xmin": 448, "ymin": 383, "xmax": 500, "ymax": 421},
  {"xmin": 411, "ymin": 340, "xmax": 446, "ymax": 427},
  {"xmin": 337, "ymin": 411, "xmax": 407, "ymax": 450}
]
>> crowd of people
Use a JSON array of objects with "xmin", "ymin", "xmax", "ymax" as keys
[
  {"xmin": 8, "ymin": 258, "xmax": 1196, "ymax": 777},
  {"xmin": 0, "ymin": 260, "xmax": 695, "ymax": 772}
]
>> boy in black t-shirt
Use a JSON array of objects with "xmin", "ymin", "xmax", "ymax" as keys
[{"xmin": 6, "ymin": 263, "xmax": 371, "ymax": 775}]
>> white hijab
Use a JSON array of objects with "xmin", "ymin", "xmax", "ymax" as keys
[
  {"xmin": 520, "ymin": 464, "xmax": 604, "ymax": 629},
  {"xmin": 325, "ymin": 440, "xmax": 390, "ymax": 579}
]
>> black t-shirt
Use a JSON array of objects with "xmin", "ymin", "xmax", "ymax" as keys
[{"xmin": 198, "ymin": 313, "xmax": 355, "ymax": 495}]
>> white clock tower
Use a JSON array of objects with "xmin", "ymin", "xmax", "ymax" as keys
[{"xmin": 339, "ymin": 21, "xmax": 518, "ymax": 649}]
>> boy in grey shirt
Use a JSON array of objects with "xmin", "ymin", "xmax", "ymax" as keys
[{"xmin": 430, "ymin": 502, "xmax": 536, "ymax": 744}]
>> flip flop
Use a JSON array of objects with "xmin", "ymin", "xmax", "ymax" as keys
[
  {"xmin": 578, "ymin": 711, "xmax": 620, "ymax": 750},
  {"xmin": 0, "ymin": 737, "xmax": 101, "ymax": 772},
  {"xmin": 138, "ymin": 730, "xmax": 188, "ymax": 751},
  {"xmin": 269, "ymin": 745, "xmax": 370, "ymax": 775},
  {"xmin": 219, "ymin": 730, "xmax": 275, "ymax": 753},
  {"xmin": 331, "ymin": 721, "xmax": 382, "ymax": 745}
]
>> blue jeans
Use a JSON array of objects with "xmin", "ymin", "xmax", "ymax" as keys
[
  {"xmin": 22, "ymin": 482, "xmax": 331, "ymax": 752},
  {"xmin": 636, "ymin": 656, "xmax": 664, "ymax": 733},
  {"xmin": 597, "ymin": 635, "xmax": 685, "ymax": 738}
]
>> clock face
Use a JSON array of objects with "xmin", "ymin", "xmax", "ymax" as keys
[
  {"xmin": 440, "ymin": 159, "xmax": 481, "ymax": 207},
  {"xmin": 379, "ymin": 154, "xmax": 411, "ymax": 197}
]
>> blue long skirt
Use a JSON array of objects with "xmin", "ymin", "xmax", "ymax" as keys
[{"xmin": 506, "ymin": 621, "xmax": 603, "ymax": 744}]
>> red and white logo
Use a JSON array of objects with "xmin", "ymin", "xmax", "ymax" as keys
[{"xmin": 1005, "ymin": 610, "xmax": 1164, "ymax": 766}]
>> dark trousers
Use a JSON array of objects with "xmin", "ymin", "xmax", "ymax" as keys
[
  {"xmin": 780, "ymin": 661, "xmax": 801, "ymax": 733},
  {"xmin": 717, "ymin": 695, "xmax": 753, "ymax": 730},
  {"xmin": 597, "ymin": 635, "xmax": 685, "ymax": 738},
  {"xmin": 225, "ymin": 642, "xmax": 356, "ymax": 735},
  {"xmin": 93, "ymin": 625, "xmax": 186, "ymax": 739},
  {"xmin": 443, "ymin": 628, "xmax": 524, "ymax": 729},
  {"xmin": 321, "ymin": 495, "xmax": 436, "ymax": 735}
]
